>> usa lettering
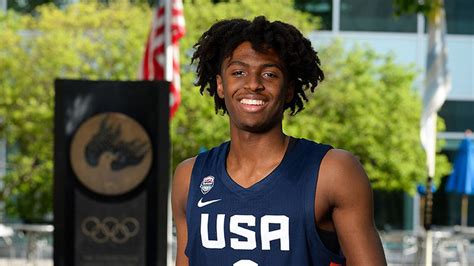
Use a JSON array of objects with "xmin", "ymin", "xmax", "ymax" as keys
[{"xmin": 200, "ymin": 213, "xmax": 290, "ymax": 251}]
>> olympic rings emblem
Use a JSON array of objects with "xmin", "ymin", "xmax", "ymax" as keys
[{"xmin": 81, "ymin": 216, "xmax": 140, "ymax": 244}]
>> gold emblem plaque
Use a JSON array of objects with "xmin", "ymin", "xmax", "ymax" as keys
[{"xmin": 70, "ymin": 112, "xmax": 152, "ymax": 196}]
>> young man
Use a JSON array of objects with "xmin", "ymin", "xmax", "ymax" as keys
[{"xmin": 172, "ymin": 16, "xmax": 386, "ymax": 266}]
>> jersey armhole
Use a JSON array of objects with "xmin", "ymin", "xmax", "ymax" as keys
[
  {"xmin": 304, "ymin": 144, "xmax": 346, "ymax": 264},
  {"xmin": 184, "ymin": 153, "xmax": 206, "ymax": 258}
]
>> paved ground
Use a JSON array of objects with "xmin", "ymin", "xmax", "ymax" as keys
[
  {"xmin": 0, "ymin": 259, "xmax": 52, "ymax": 266},
  {"xmin": 0, "ymin": 228, "xmax": 473, "ymax": 266}
]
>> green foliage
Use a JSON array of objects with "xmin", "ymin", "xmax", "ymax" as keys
[
  {"xmin": 7, "ymin": 0, "xmax": 54, "ymax": 14},
  {"xmin": 0, "ymin": 0, "xmax": 318, "ymax": 222},
  {"xmin": 284, "ymin": 41, "xmax": 450, "ymax": 192},
  {"xmin": 393, "ymin": 0, "xmax": 443, "ymax": 17},
  {"xmin": 0, "ymin": 0, "xmax": 449, "ymax": 221},
  {"xmin": 0, "ymin": 1, "xmax": 150, "ymax": 221}
]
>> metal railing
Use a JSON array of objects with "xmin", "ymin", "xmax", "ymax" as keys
[
  {"xmin": 0, "ymin": 224, "xmax": 52, "ymax": 266},
  {"xmin": 381, "ymin": 227, "xmax": 474, "ymax": 266},
  {"xmin": 0, "ymin": 224, "xmax": 473, "ymax": 266}
]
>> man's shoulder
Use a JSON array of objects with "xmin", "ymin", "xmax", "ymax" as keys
[
  {"xmin": 319, "ymin": 148, "xmax": 371, "ymax": 202},
  {"xmin": 172, "ymin": 156, "xmax": 198, "ymax": 217},
  {"xmin": 173, "ymin": 157, "xmax": 197, "ymax": 188},
  {"xmin": 324, "ymin": 148, "xmax": 359, "ymax": 166},
  {"xmin": 174, "ymin": 140, "xmax": 229, "ymax": 174},
  {"xmin": 175, "ymin": 157, "xmax": 197, "ymax": 173},
  {"xmin": 294, "ymin": 140, "xmax": 361, "ymax": 184}
]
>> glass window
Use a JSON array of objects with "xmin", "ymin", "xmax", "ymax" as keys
[
  {"xmin": 445, "ymin": 0, "xmax": 474, "ymax": 35},
  {"xmin": 373, "ymin": 190, "xmax": 405, "ymax": 230},
  {"xmin": 439, "ymin": 101, "xmax": 474, "ymax": 132},
  {"xmin": 294, "ymin": 0, "xmax": 332, "ymax": 30},
  {"xmin": 340, "ymin": 0, "xmax": 417, "ymax": 32}
]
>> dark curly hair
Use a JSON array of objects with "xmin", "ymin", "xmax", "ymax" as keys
[{"xmin": 191, "ymin": 16, "xmax": 324, "ymax": 115}]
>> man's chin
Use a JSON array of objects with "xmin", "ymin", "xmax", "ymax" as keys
[{"xmin": 237, "ymin": 121, "xmax": 280, "ymax": 134}]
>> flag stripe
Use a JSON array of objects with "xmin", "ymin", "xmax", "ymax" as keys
[{"xmin": 139, "ymin": 0, "xmax": 185, "ymax": 118}]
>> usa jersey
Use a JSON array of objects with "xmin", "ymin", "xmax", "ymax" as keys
[{"xmin": 185, "ymin": 138, "xmax": 346, "ymax": 266}]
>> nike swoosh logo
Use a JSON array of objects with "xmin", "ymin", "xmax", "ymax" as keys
[{"xmin": 197, "ymin": 198, "xmax": 221, "ymax": 208}]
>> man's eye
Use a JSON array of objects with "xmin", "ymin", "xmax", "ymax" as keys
[
  {"xmin": 263, "ymin": 72, "xmax": 278, "ymax": 78},
  {"xmin": 232, "ymin": 71, "xmax": 245, "ymax": 77}
]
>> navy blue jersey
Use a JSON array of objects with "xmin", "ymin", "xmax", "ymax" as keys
[{"xmin": 185, "ymin": 138, "xmax": 346, "ymax": 266}]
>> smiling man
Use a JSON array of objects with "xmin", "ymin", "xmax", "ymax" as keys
[{"xmin": 172, "ymin": 17, "xmax": 386, "ymax": 266}]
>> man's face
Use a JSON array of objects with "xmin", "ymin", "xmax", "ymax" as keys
[{"xmin": 216, "ymin": 42, "xmax": 293, "ymax": 133}]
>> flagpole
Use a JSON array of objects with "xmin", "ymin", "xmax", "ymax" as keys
[
  {"xmin": 423, "ymin": 113, "xmax": 436, "ymax": 266},
  {"xmin": 420, "ymin": 0, "xmax": 450, "ymax": 265},
  {"xmin": 424, "ymin": 175, "xmax": 434, "ymax": 266},
  {"xmin": 163, "ymin": 1, "xmax": 175, "ymax": 265},
  {"xmin": 164, "ymin": 0, "xmax": 173, "ymax": 82}
]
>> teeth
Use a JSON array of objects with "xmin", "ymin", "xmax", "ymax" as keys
[{"xmin": 240, "ymin": 99, "xmax": 265, "ymax": 105}]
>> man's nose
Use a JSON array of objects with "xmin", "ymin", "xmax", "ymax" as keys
[{"xmin": 245, "ymin": 73, "xmax": 264, "ymax": 92}]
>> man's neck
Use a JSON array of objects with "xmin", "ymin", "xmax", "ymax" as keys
[
  {"xmin": 226, "ymin": 126, "xmax": 289, "ymax": 188},
  {"xmin": 229, "ymin": 122, "xmax": 288, "ymax": 155}
]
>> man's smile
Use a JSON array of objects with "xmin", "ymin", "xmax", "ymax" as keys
[
  {"xmin": 238, "ymin": 98, "xmax": 268, "ymax": 112},
  {"xmin": 240, "ymin": 98, "xmax": 266, "ymax": 106}
]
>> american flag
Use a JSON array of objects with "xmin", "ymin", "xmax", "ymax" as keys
[{"xmin": 139, "ymin": 0, "xmax": 185, "ymax": 118}]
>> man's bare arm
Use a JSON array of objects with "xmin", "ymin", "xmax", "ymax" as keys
[
  {"xmin": 171, "ymin": 158, "xmax": 195, "ymax": 266},
  {"xmin": 321, "ymin": 149, "xmax": 386, "ymax": 265}
]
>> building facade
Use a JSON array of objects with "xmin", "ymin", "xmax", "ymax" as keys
[{"xmin": 298, "ymin": 0, "xmax": 474, "ymax": 229}]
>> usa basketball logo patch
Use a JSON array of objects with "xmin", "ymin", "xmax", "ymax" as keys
[{"xmin": 200, "ymin": 176, "xmax": 215, "ymax": 194}]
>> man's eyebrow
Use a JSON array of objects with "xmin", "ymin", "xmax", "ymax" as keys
[
  {"xmin": 262, "ymin": 63, "xmax": 283, "ymax": 71},
  {"xmin": 226, "ymin": 60, "xmax": 248, "ymax": 68},
  {"xmin": 225, "ymin": 61, "xmax": 283, "ymax": 71}
]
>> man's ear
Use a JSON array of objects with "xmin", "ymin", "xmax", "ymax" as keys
[{"xmin": 216, "ymin": 75, "xmax": 224, "ymax": 99}]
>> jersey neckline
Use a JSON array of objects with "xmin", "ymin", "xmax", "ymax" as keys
[{"xmin": 219, "ymin": 137, "xmax": 299, "ymax": 199}]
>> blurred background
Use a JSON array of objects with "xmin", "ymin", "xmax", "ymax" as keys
[{"xmin": 0, "ymin": 0, "xmax": 473, "ymax": 265}]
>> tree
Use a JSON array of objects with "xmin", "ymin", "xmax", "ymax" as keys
[
  {"xmin": 6, "ymin": 0, "xmax": 54, "ymax": 13},
  {"xmin": 0, "ymin": 0, "xmax": 317, "ymax": 221},
  {"xmin": 0, "ymin": 0, "xmax": 447, "ymax": 221},
  {"xmin": 284, "ymin": 42, "xmax": 450, "ymax": 192},
  {"xmin": 0, "ymin": 1, "xmax": 151, "ymax": 221}
]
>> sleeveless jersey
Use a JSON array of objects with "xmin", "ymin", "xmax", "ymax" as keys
[{"xmin": 185, "ymin": 138, "xmax": 346, "ymax": 266}]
